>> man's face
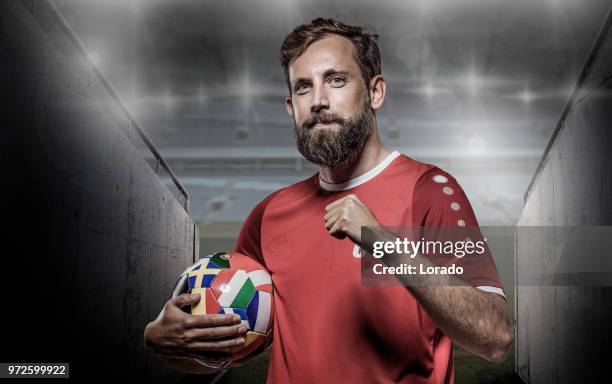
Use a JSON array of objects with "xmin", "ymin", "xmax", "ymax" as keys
[{"xmin": 285, "ymin": 34, "xmax": 373, "ymax": 168}]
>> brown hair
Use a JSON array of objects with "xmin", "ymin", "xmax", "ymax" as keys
[{"xmin": 279, "ymin": 18, "xmax": 381, "ymax": 95}]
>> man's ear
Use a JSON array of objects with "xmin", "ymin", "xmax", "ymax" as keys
[
  {"xmin": 285, "ymin": 96, "xmax": 294, "ymax": 118},
  {"xmin": 368, "ymin": 75, "xmax": 386, "ymax": 111}
]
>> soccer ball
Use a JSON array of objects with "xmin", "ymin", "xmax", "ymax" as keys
[{"xmin": 172, "ymin": 251, "xmax": 274, "ymax": 368}]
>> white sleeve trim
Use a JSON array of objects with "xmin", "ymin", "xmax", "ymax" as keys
[{"xmin": 476, "ymin": 285, "xmax": 506, "ymax": 298}]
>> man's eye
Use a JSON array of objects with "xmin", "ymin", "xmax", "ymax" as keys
[
  {"xmin": 329, "ymin": 77, "xmax": 345, "ymax": 87},
  {"xmin": 295, "ymin": 83, "xmax": 310, "ymax": 94}
]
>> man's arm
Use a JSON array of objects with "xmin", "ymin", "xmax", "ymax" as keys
[
  {"xmin": 370, "ymin": 228, "xmax": 513, "ymax": 362},
  {"xmin": 410, "ymin": 285, "xmax": 511, "ymax": 362},
  {"xmin": 324, "ymin": 193, "xmax": 513, "ymax": 362}
]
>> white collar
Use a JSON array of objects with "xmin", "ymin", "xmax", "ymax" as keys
[{"xmin": 319, "ymin": 151, "xmax": 400, "ymax": 191}]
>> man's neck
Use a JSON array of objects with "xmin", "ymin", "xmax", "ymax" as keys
[{"xmin": 318, "ymin": 138, "xmax": 390, "ymax": 185}]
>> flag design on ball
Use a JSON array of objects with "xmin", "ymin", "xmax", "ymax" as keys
[{"xmin": 186, "ymin": 251, "xmax": 274, "ymax": 366}]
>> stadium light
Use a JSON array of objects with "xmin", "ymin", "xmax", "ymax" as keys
[
  {"xmin": 519, "ymin": 89, "xmax": 534, "ymax": 104},
  {"xmin": 423, "ymin": 83, "xmax": 435, "ymax": 98}
]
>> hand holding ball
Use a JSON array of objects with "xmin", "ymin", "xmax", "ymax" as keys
[{"xmin": 173, "ymin": 252, "xmax": 274, "ymax": 368}]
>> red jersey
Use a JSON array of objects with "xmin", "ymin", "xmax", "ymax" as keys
[{"xmin": 235, "ymin": 151, "xmax": 504, "ymax": 383}]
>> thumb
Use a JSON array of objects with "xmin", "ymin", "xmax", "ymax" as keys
[{"xmin": 172, "ymin": 292, "xmax": 200, "ymax": 308}]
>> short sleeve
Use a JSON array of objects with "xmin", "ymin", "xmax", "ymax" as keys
[
  {"xmin": 412, "ymin": 168, "xmax": 505, "ymax": 298},
  {"xmin": 234, "ymin": 190, "xmax": 282, "ymax": 267}
]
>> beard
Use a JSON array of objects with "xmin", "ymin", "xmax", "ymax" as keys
[{"xmin": 292, "ymin": 97, "xmax": 373, "ymax": 168}]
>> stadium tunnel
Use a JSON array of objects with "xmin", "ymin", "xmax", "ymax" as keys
[
  {"xmin": 1, "ymin": 0, "xmax": 611, "ymax": 383},
  {"xmin": 514, "ymin": 7, "xmax": 612, "ymax": 384},
  {"xmin": 1, "ymin": 1, "xmax": 197, "ymax": 382}
]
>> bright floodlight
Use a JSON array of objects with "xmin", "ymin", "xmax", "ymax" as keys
[
  {"xmin": 423, "ymin": 83, "xmax": 435, "ymax": 98},
  {"xmin": 520, "ymin": 89, "xmax": 534, "ymax": 103}
]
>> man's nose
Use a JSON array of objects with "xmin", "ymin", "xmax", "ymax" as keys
[{"xmin": 310, "ymin": 85, "xmax": 330, "ymax": 113}]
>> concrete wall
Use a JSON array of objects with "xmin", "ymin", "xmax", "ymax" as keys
[
  {"xmin": 0, "ymin": 1, "xmax": 197, "ymax": 381},
  {"xmin": 515, "ymin": 12, "xmax": 612, "ymax": 384}
]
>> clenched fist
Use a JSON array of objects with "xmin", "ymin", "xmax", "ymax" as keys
[{"xmin": 324, "ymin": 193, "xmax": 380, "ymax": 244}]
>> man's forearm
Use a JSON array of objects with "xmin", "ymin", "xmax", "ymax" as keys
[
  {"xmin": 364, "ymin": 228, "xmax": 513, "ymax": 362},
  {"xmin": 394, "ymin": 255, "xmax": 513, "ymax": 362},
  {"xmin": 408, "ymin": 284, "xmax": 512, "ymax": 362}
]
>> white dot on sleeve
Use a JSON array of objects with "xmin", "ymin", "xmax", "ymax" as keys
[
  {"xmin": 433, "ymin": 174, "xmax": 448, "ymax": 183},
  {"xmin": 451, "ymin": 202, "xmax": 461, "ymax": 211},
  {"xmin": 458, "ymin": 219, "xmax": 466, "ymax": 226},
  {"xmin": 443, "ymin": 186, "xmax": 454, "ymax": 195}
]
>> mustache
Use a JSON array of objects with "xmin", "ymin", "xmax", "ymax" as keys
[{"xmin": 301, "ymin": 111, "xmax": 346, "ymax": 130}]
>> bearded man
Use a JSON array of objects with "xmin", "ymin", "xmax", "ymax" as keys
[{"xmin": 144, "ymin": 17, "xmax": 513, "ymax": 383}]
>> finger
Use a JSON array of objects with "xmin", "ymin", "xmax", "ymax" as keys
[
  {"xmin": 324, "ymin": 206, "xmax": 343, "ymax": 222},
  {"xmin": 172, "ymin": 293, "xmax": 200, "ymax": 308},
  {"xmin": 324, "ymin": 195, "xmax": 349, "ymax": 212},
  {"xmin": 184, "ymin": 314, "xmax": 242, "ymax": 329},
  {"xmin": 346, "ymin": 193, "xmax": 362, "ymax": 204},
  {"xmin": 187, "ymin": 336, "xmax": 246, "ymax": 351},
  {"xmin": 326, "ymin": 193, "xmax": 364, "ymax": 211},
  {"xmin": 328, "ymin": 221, "xmax": 347, "ymax": 239},
  {"xmin": 193, "ymin": 343, "xmax": 246, "ymax": 357},
  {"xmin": 324, "ymin": 212, "xmax": 338, "ymax": 230},
  {"xmin": 187, "ymin": 324, "xmax": 248, "ymax": 340}
]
